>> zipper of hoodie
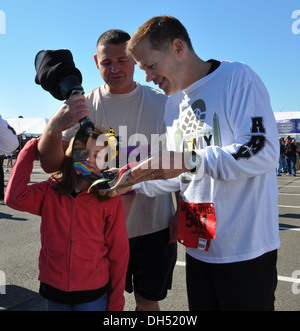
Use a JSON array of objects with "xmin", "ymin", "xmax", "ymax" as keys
[{"xmin": 66, "ymin": 196, "xmax": 76, "ymax": 292}]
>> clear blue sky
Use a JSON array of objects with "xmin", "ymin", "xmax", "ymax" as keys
[{"xmin": 0, "ymin": 0, "xmax": 300, "ymax": 119}]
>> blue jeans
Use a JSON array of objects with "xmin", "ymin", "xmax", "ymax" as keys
[
  {"xmin": 46, "ymin": 293, "xmax": 107, "ymax": 311},
  {"xmin": 277, "ymin": 156, "xmax": 286, "ymax": 175},
  {"xmin": 286, "ymin": 155, "xmax": 296, "ymax": 175}
]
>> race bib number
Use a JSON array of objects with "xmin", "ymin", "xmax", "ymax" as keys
[{"xmin": 178, "ymin": 201, "xmax": 217, "ymax": 251}]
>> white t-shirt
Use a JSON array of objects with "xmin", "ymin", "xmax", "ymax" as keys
[
  {"xmin": 135, "ymin": 61, "xmax": 281, "ymax": 263},
  {"xmin": 63, "ymin": 83, "xmax": 175, "ymax": 238},
  {"xmin": 0, "ymin": 115, "xmax": 19, "ymax": 156}
]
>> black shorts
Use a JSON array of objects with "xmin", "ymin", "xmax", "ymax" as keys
[
  {"xmin": 126, "ymin": 228, "xmax": 177, "ymax": 301},
  {"xmin": 186, "ymin": 250, "xmax": 278, "ymax": 311}
]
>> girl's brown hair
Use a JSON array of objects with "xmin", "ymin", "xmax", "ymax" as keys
[{"xmin": 51, "ymin": 128, "xmax": 110, "ymax": 201}]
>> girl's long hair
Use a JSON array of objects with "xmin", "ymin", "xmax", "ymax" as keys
[{"xmin": 51, "ymin": 129, "xmax": 110, "ymax": 201}]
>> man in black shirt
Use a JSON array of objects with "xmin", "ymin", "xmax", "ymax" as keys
[{"xmin": 285, "ymin": 136, "xmax": 297, "ymax": 176}]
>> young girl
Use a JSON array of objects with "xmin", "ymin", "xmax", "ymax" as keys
[{"xmin": 5, "ymin": 128, "xmax": 129, "ymax": 311}]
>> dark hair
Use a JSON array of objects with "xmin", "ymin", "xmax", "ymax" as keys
[
  {"xmin": 97, "ymin": 29, "xmax": 131, "ymax": 47},
  {"xmin": 127, "ymin": 15, "xmax": 193, "ymax": 53}
]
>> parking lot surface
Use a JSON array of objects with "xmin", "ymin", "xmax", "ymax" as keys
[{"xmin": 0, "ymin": 162, "xmax": 299, "ymax": 311}]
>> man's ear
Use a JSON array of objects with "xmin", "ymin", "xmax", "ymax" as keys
[
  {"xmin": 172, "ymin": 38, "xmax": 185, "ymax": 58},
  {"xmin": 94, "ymin": 54, "xmax": 99, "ymax": 69}
]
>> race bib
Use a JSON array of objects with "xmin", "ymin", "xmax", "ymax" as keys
[{"xmin": 178, "ymin": 201, "xmax": 217, "ymax": 251}]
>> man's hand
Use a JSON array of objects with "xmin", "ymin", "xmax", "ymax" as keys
[
  {"xmin": 129, "ymin": 151, "xmax": 188, "ymax": 184},
  {"xmin": 104, "ymin": 186, "xmax": 133, "ymax": 199},
  {"xmin": 37, "ymin": 94, "xmax": 90, "ymax": 173},
  {"xmin": 47, "ymin": 94, "xmax": 90, "ymax": 135}
]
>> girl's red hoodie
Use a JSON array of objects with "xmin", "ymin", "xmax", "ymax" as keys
[{"xmin": 5, "ymin": 139, "xmax": 129, "ymax": 311}]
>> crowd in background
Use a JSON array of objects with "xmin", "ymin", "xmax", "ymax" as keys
[{"xmin": 277, "ymin": 136, "xmax": 300, "ymax": 176}]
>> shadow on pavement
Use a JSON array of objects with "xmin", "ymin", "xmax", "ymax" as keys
[
  {"xmin": 0, "ymin": 212, "xmax": 28, "ymax": 222},
  {"xmin": 0, "ymin": 285, "xmax": 45, "ymax": 311}
]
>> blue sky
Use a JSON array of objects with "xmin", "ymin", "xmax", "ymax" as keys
[{"xmin": 0, "ymin": 0, "xmax": 300, "ymax": 119}]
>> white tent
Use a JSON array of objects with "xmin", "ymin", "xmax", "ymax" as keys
[
  {"xmin": 5, "ymin": 117, "xmax": 49, "ymax": 136},
  {"xmin": 274, "ymin": 111, "xmax": 300, "ymax": 121}
]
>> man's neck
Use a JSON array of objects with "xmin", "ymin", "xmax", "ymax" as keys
[
  {"xmin": 104, "ymin": 81, "xmax": 137, "ymax": 94},
  {"xmin": 181, "ymin": 56, "xmax": 212, "ymax": 90}
]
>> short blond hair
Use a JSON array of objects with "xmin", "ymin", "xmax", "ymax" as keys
[{"xmin": 127, "ymin": 15, "xmax": 193, "ymax": 55}]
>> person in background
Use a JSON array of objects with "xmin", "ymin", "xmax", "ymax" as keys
[
  {"xmin": 5, "ymin": 128, "xmax": 129, "ymax": 311},
  {"xmin": 277, "ymin": 138, "xmax": 286, "ymax": 176},
  {"xmin": 0, "ymin": 114, "xmax": 19, "ymax": 204},
  {"xmin": 285, "ymin": 136, "xmax": 297, "ymax": 176},
  {"xmin": 37, "ymin": 30, "xmax": 177, "ymax": 311},
  {"xmin": 5, "ymin": 152, "xmax": 13, "ymax": 172},
  {"xmin": 296, "ymin": 142, "xmax": 300, "ymax": 156}
]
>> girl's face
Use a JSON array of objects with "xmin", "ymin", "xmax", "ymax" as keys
[{"xmin": 85, "ymin": 138, "xmax": 106, "ymax": 176}]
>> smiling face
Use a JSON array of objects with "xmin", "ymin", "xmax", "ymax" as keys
[
  {"xmin": 132, "ymin": 38, "xmax": 186, "ymax": 96},
  {"xmin": 94, "ymin": 43, "xmax": 136, "ymax": 94}
]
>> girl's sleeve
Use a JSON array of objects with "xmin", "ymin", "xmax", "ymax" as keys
[
  {"xmin": 5, "ymin": 139, "xmax": 48, "ymax": 216},
  {"xmin": 105, "ymin": 197, "xmax": 129, "ymax": 311}
]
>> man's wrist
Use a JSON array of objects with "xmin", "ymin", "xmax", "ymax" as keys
[{"xmin": 183, "ymin": 151, "xmax": 202, "ymax": 174}]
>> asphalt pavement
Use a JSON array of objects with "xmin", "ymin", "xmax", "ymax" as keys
[{"xmin": 0, "ymin": 162, "xmax": 299, "ymax": 311}]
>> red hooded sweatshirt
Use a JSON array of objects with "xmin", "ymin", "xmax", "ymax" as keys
[{"xmin": 5, "ymin": 139, "xmax": 129, "ymax": 311}]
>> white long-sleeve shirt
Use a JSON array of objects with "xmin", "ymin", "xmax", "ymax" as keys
[
  {"xmin": 135, "ymin": 61, "xmax": 280, "ymax": 264},
  {"xmin": 0, "ymin": 115, "xmax": 19, "ymax": 155}
]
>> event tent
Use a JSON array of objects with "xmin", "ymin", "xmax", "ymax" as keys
[
  {"xmin": 5, "ymin": 117, "xmax": 49, "ymax": 137},
  {"xmin": 5, "ymin": 113, "xmax": 300, "ymax": 139},
  {"xmin": 274, "ymin": 112, "xmax": 300, "ymax": 140}
]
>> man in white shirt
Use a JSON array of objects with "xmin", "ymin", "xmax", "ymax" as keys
[
  {"xmin": 0, "ymin": 114, "xmax": 19, "ymax": 203},
  {"xmin": 0, "ymin": 115, "xmax": 18, "ymax": 156},
  {"xmin": 126, "ymin": 16, "xmax": 280, "ymax": 311}
]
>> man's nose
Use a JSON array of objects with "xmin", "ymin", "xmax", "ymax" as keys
[
  {"xmin": 111, "ymin": 62, "xmax": 121, "ymax": 73},
  {"xmin": 145, "ymin": 70, "xmax": 154, "ymax": 83}
]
